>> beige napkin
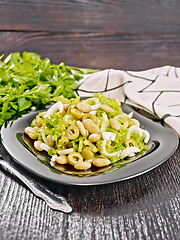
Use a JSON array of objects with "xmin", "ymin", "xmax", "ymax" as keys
[{"xmin": 77, "ymin": 66, "xmax": 180, "ymax": 137}]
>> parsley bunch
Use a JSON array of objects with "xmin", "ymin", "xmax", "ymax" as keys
[{"xmin": 0, "ymin": 52, "xmax": 98, "ymax": 127}]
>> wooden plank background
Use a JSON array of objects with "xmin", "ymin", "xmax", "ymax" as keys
[
  {"xmin": 0, "ymin": 0, "xmax": 180, "ymax": 71},
  {"xmin": 1, "ymin": 2, "xmax": 180, "ymax": 239}
]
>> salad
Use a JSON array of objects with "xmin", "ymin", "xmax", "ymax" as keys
[{"xmin": 24, "ymin": 93, "xmax": 150, "ymax": 172}]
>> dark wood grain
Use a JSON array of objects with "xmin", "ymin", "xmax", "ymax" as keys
[
  {"xmin": 1, "ymin": 31, "xmax": 180, "ymax": 70},
  {"xmin": 0, "ymin": 0, "xmax": 180, "ymax": 34},
  {"xmin": 0, "ymin": 0, "xmax": 180, "ymax": 71},
  {"xmin": 0, "ymin": 142, "xmax": 180, "ymax": 239}
]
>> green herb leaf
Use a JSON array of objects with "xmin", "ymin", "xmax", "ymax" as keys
[{"xmin": 18, "ymin": 97, "xmax": 32, "ymax": 111}]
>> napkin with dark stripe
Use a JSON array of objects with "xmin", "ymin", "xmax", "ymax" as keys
[{"xmin": 76, "ymin": 66, "xmax": 180, "ymax": 137}]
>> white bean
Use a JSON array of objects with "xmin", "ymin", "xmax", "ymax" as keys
[
  {"xmin": 88, "ymin": 133, "xmax": 101, "ymax": 142},
  {"xmin": 34, "ymin": 140, "xmax": 43, "ymax": 151},
  {"xmin": 74, "ymin": 161, "xmax": 91, "ymax": 170},
  {"xmin": 37, "ymin": 118, "xmax": 42, "ymax": 127},
  {"xmin": 83, "ymin": 119, "xmax": 99, "ymax": 134},
  {"xmin": 47, "ymin": 135, "xmax": 54, "ymax": 147},
  {"xmin": 109, "ymin": 118, "xmax": 121, "ymax": 130},
  {"xmin": 100, "ymin": 104, "xmax": 114, "ymax": 113},
  {"xmin": 40, "ymin": 143, "xmax": 51, "ymax": 152},
  {"xmin": 25, "ymin": 127, "xmax": 38, "ymax": 140},
  {"xmin": 93, "ymin": 157, "xmax": 111, "ymax": 167},
  {"xmin": 77, "ymin": 101, "xmax": 91, "ymax": 113},
  {"xmin": 56, "ymin": 155, "xmax": 68, "ymax": 164},
  {"xmin": 57, "ymin": 148, "xmax": 74, "ymax": 155},
  {"xmin": 77, "ymin": 120, "xmax": 87, "ymax": 136}
]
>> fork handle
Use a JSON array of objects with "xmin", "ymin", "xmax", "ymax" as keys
[{"xmin": 0, "ymin": 159, "xmax": 72, "ymax": 213}]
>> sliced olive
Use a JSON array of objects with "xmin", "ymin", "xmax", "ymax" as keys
[
  {"xmin": 82, "ymin": 113, "xmax": 97, "ymax": 124},
  {"xmin": 68, "ymin": 152, "xmax": 83, "ymax": 166},
  {"xmin": 70, "ymin": 108, "xmax": 85, "ymax": 120},
  {"xmin": 125, "ymin": 139, "xmax": 138, "ymax": 148},
  {"xmin": 66, "ymin": 125, "xmax": 79, "ymax": 140}
]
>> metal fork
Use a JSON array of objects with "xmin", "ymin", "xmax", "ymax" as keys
[{"xmin": 0, "ymin": 155, "xmax": 72, "ymax": 213}]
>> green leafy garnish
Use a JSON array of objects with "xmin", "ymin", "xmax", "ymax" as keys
[{"xmin": 0, "ymin": 52, "xmax": 99, "ymax": 127}]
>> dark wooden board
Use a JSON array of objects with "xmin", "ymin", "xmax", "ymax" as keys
[
  {"xmin": 0, "ymin": 141, "xmax": 180, "ymax": 239},
  {"xmin": 0, "ymin": 0, "xmax": 180, "ymax": 34},
  {"xmin": 0, "ymin": 0, "xmax": 180, "ymax": 71},
  {"xmin": 1, "ymin": 1, "xmax": 180, "ymax": 239},
  {"xmin": 0, "ymin": 31, "xmax": 180, "ymax": 70}
]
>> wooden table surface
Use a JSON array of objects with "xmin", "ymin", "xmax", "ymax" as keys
[{"xmin": 0, "ymin": 1, "xmax": 180, "ymax": 239}]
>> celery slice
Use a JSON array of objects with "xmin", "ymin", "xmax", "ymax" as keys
[
  {"xmin": 99, "ymin": 140, "xmax": 121, "ymax": 158},
  {"xmin": 84, "ymin": 140, "xmax": 98, "ymax": 153},
  {"xmin": 78, "ymin": 139, "xmax": 84, "ymax": 153},
  {"xmin": 100, "ymin": 112, "xmax": 109, "ymax": 132}
]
